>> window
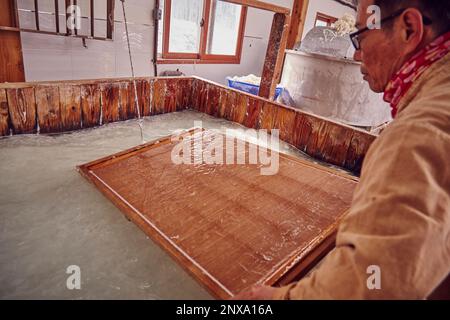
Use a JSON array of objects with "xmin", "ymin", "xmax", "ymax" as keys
[
  {"xmin": 158, "ymin": 0, "xmax": 247, "ymax": 64},
  {"xmin": 16, "ymin": 0, "xmax": 115, "ymax": 41},
  {"xmin": 314, "ymin": 12, "xmax": 338, "ymax": 28}
]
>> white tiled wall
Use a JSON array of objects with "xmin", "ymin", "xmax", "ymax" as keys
[{"xmin": 19, "ymin": 0, "xmax": 294, "ymax": 84}]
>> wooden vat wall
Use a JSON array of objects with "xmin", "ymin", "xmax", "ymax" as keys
[
  {"xmin": 191, "ymin": 77, "xmax": 377, "ymax": 174},
  {"xmin": 0, "ymin": 77, "xmax": 193, "ymax": 136},
  {"xmin": 0, "ymin": 76, "xmax": 377, "ymax": 174}
]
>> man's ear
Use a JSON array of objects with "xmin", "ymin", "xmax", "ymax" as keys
[{"xmin": 400, "ymin": 8, "xmax": 424, "ymax": 46}]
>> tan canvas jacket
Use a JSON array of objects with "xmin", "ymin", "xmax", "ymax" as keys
[{"xmin": 273, "ymin": 52, "xmax": 450, "ymax": 300}]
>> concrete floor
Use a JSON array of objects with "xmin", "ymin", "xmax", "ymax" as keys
[{"xmin": 0, "ymin": 110, "xmax": 346, "ymax": 300}]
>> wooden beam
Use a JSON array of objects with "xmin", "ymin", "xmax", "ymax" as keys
[
  {"xmin": 259, "ymin": 13, "xmax": 290, "ymax": 99},
  {"xmin": 106, "ymin": 0, "xmax": 114, "ymax": 40},
  {"xmin": 287, "ymin": 0, "xmax": 309, "ymax": 49},
  {"xmin": 222, "ymin": 0, "xmax": 290, "ymax": 14}
]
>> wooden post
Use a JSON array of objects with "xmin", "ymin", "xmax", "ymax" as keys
[
  {"xmin": 0, "ymin": 0, "xmax": 25, "ymax": 82},
  {"xmin": 106, "ymin": 0, "xmax": 114, "ymax": 40},
  {"xmin": 287, "ymin": 0, "xmax": 309, "ymax": 49},
  {"xmin": 259, "ymin": 13, "xmax": 290, "ymax": 99}
]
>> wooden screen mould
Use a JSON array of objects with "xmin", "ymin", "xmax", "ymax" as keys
[{"xmin": 78, "ymin": 129, "xmax": 359, "ymax": 298}]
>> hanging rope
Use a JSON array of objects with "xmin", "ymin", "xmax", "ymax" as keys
[{"xmin": 121, "ymin": 0, "xmax": 144, "ymax": 143}]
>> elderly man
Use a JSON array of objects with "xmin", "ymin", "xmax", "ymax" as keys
[{"xmin": 234, "ymin": 0, "xmax": 450, "ymax": 299}]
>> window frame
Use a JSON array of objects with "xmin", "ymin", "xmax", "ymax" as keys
[
  {"xmin": 314, "ymin": 12, "xmax": 338, "ymax": 28},
  {"xmin": 159, "ymin": 0, "xmax": 247, "ymax": 64}
]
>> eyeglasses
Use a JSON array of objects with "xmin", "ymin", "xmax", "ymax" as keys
[{"xmin": 350, "ymin": 8, "xmax": 433, "ymax": 50}]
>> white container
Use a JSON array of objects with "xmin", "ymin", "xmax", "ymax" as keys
[{"xmin": 279, "ymin": 50, "xmax": 392, "ymax": 127}]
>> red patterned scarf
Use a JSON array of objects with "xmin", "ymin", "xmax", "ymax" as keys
[{"xmin": 384, "ymin": 31, "xmax": 450, "ymax": 118}]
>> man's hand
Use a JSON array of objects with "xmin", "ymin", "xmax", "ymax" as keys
[{"xmin": 231, "ymin": 285, "xmax": 278, "ymax": 300}]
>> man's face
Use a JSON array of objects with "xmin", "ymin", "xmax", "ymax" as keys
[{"xmin": 353, "ymin": 0, "xmax": 404, "ymax": 93}]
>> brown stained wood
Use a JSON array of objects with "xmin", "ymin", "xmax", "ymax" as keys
[
  {"xmin": 141, "ymin": 79, "xmax": 151, "ymax": 117},
  {"xmin": 101, "ymin": 83, "xmax": 120, "ymax": 124},
  {"xmin": 272, "ymin": 105, "xmax": 297, "ymax": 145},
  {"xmin": 345, "ymin": 130, "xmax": 376, "ymax": 174},
  {"xmin": 232, "ymin": 94, "xmax": 248, "ymax": 125},
  {"xmin": 6, "ymin": 87, "xmax": 36, "ymax": 134},
  {"xmin": 222, "ymin": 0, "xmax": 290, "ymax": 14},
  {"xmin": 59, "ymin": 85, "xmax": 82, "ymax": 131},
  {"xmin": 127, "ymin": 80, "xmax": 143, "ymax": 117},
  {"xmin": 0, "ymin": 89, "xmax": 10, "ymax": 136},
  {"xmin": 80, "ymin": 84, "xmax": 101, "ymax": 128},
  {"xmin": 194, "ymin": 80, "xmax": 208, "ymax": 114},
  {"xmin": 151, "ymin": 79, "xmax": 166, "ymax": 115},
  {"xmin": 259, "ymin": 102, "xmax": 277, "ymax": 132},
  {"xmin": 259, "ymin": 13, "xmax": 290, "ymax": 99},
  {"xmin": 78, "ymin": 130, "xmax": 357, "ymax": 299},
  {"xmin": 205, "ymin": 85, "xmax": 220, "ymax": 117},
  {"xmin": 35, "ymin": 86, "xmax": 61, "ymax": 133},
  {"xmin": 319, "ymin": 122, "xmax": 355, "ymax": 167},
  {"xmin": 118, "ymin": 82, "xmax": 133, "ymax": 120},
  {"xmin": 243, "ymin": 97, "xmax": 262, "ymax": 129},
  {"xmin": 177, "ymin": 78, "xmax": 193, "ymax": 111},
  {"xmin": 287, "ymin": 0, "xmax": 309, "ymax": 49},
  {"xmin": 0, "ymin": 0, "xmax": 25, "ymax": 83},
  {"xmin": 164, "ymin": 78, "xmax": 178, "ymax": 114},
  {"xmin": 221, "ymin": 89, "xmax": 237, "ymax": 122}
]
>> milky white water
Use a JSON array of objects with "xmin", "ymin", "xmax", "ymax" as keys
[{"xmin": 0, "ymin": 110, "xmax": 350, "ymax": 299}]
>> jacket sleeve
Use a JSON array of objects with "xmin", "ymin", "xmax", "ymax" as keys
[{"xmin": 273, "ymin": 121, "xmax": 450, "ymax": 299}]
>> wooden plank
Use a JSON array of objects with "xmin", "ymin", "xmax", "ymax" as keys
[
  {"xmin": 6, "ymin": 87, "xmax": 36, "ymax": 134},
  {"xmin": 101, "ymin": 83, "xmax": 120, "ymax": 124},
  {"xmin": 177, "ymin": 78, "xmax": 193, "ymax": 111},
  {"xmin": 205, "ymin": 84, "xmax": 220, "ymax": 117},
  {"xmin": 272, "ymin": 105, "xmax": 297, "ymax": 144},
  {"xmin": 222, "ymin": 0, "xmax": 290, "ymax": 14},
  {"xmin": 78, "ymin": 130, "xmax": 357, "ymax": 299},
  {"xmin": 118, "ymin": 82, "xmax": 132, "ymax": 120},
  {"xmin": 80, "ymin": 84, "xmax": 101, "ymax": 128},
  {"xmin": 164, "ymin": 78, "xmax": 178, "ymax": 114},
  {"xmin": 151, "ymin": 79, "xmax": 166, "ymax": 115},
  {"xmin": 35, "ymin": 86, "xmax": 61, "ymax": 133},
  {"xmin": 259, "ymin": 101, "xmax": 277, "ymax": 132},
  {"xmin": 232, "ymin": 93, "xmax": 248, "ymax": 125},
  {"xmin": 286, "ymin": 0, "xmax": 309, "ymax": 49},
  {"xmin": 0, "ymin": 0, "xmax": 25, "ymax": 83},
  {"xmin": 319, "ymin": 122, "xmax": 355, "ymax": 168},
  {"xmin": 0, "ymin": 89, "xmax": 10, "ymax": 136},
  {"xmin": 59, "ymin": 85, "xmax": 82, "ymax": 131},
  {"xmin": 141, "ymin": 79, "xmax": 151, "ymax": 116},
  {"xmin": 259, "ymin": 13, "xmax": 290, "ymax": 99},
  {"xmin": 243, "ymin": 97, "xmax": 262, "ymax": 129},
  {"xmin": 344, "ymin": 130, "xmax": 376, "ymax": 174}
]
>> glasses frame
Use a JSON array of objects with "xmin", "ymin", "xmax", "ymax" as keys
[{"xmin": 350, "ymin": 8, "xmax": 433, "ymax": 50}]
